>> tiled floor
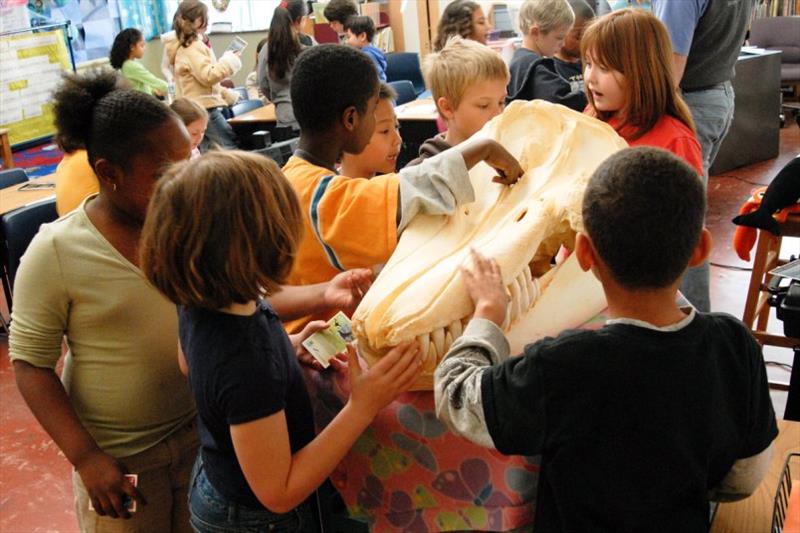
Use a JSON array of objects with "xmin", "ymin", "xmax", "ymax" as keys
[{"xmin": 0, "ymin": 124, "xmax": 798, "ymax": 532}]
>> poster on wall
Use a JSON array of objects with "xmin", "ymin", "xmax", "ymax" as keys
[{"xmin": 0, "ymin": 28, "xmax": 73, "ymax": 146}]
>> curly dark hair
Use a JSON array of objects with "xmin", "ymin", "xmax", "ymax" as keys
[
  {"xmin": 434, "ymin": 0, "xmax": 480, "ymax": 51},
  {"xmin": 53, "ymin": 69, "xmax": 177, "ymax": 168},
  {"xmin": 291, "ymin": 44, "xmax": 379, "ymax": 134},
  {"xmin": 109, "ymin": 28, "xmax": 142, "ymax": 70},
  {"xmin": 323, "ymin": 0, "xmax": 358, "ymax": 24},
  {"xmin": 583, "ymin": 147, "xmax": 706, "ymax": 289}
]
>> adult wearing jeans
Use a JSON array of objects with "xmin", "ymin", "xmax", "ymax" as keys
[{"xmin": 653, "ymin": 0, "xmax": 754, "ymax": 312}]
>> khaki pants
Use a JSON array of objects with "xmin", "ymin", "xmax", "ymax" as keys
[{"xmin": 72, "ymin": 420, "xmax": 199, "ymax": 533}]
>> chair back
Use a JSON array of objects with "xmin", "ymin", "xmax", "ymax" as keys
[
  {"xmin": 388, "ymin": 80, "xmax": 416, "ymax": 106},
  {"xmin": 233, "ymin": 86, "xmax": 249, "ymax": 101},
  {"xmin": 385, "ymin": 53, "xmax": 426, "ymax": 96},
  {"xmin": 0, "ymin": 168, "xmax": 28, "ymax": 190},
  {"xmin": 253, "ymin": 138, "xmax": 299, "ymax": 167},
  {"xmin": 750, "ymin": 17, "xmax": 800, "ymax": 83},
  {"xmin": 2, "ymin": 199, "xmax": 58, "ymax": 291},
  {"xmin": 231, "ymin": 99, "xmax": 265, "ymax": 117}
]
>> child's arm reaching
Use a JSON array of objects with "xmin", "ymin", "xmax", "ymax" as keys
[
  {"xmin": 231, "ymin": 342, "xmax": 421, "ymax": 513},
  {"xmin": 397, "ymin": 138, "xmax": 524, "ymax": 233},
  {"xmin": 434, "ymin": 249, "xmax": 510, "ymax": 448},
  {"xmin": 269, "ymin": 268, "xmax": 373, "ymax": 320}
]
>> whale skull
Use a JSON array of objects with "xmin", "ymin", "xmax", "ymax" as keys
[{"xmin": 352, "ymin": 100, "xmax": 629, "ymax": 389}]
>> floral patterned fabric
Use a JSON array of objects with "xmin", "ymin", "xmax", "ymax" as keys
[{"xmin": 302, "ymin": 313, "xmax": 609, "ymax": 532}]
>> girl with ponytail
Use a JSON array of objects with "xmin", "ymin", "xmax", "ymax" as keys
[
  {"xmin": 10, "ymin": 69, "xmax": 197, "ymax": 531},
  {"xmin": 256, "ymin": 0, "xmax": 312, "ymax": 132}
]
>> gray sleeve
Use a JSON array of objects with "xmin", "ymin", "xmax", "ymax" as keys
[
  {"xmin": 256, "ymin": 45, "xmax": 270, "ymax": 101},
  {"xmin": 433, "ymin": 318, "xmax": 510, "ymax": 449},
  {"xmin": 397, "ymin": 148, "xmax": 473, "ymax": 234},
  {"xmin": 708, "ymin": 442, "xmax": 774, "ymax": 502}
]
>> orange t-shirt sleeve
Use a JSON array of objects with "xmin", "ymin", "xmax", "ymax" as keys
[{"xmin": 314, "ymin": 173, "xmax": 400, "ymax": 270}]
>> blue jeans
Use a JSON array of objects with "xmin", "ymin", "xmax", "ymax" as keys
[
  {"xmin": 188, "ymin": 455, "xmax": 318, "ymax": 532},
  {"xmin": 202, "ymin": 107, "xmax": 238, "ymax": 151},
  {"xmin": 679, "ymin": 81, "xmax": 736, "ymax": 312}
]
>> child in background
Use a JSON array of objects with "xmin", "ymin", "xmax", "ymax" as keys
[
  {"xmin": 407, "ymin": 37, "xmax": 508, "ymax": 166},
  {"xmin": 140, "ymin": 150, "xmax": 423, "ymax": 531},
  {"xmin": 167, "ymin": 0, "xmax": 241, "ymax": 150},
  {"xmin": 170, "ymin": 98, "xmax": 209, "ymax": 158},
  {"xmin": 435, "ymin": 147, "xmax": 777, "ymax": 532},
  {"xmin": 323, "ymin": 0, "xmax": 358, "ymax": 41},
  {"xmin": 257, "ymin": 0, "xmax": 309, "ymax": 132},
  {"xmin": 553, "ymin": 0, "xmax": 595, "ymax": 93},
  {"xmin": 581, "ymin": 9, "xmax": 703, "ymax": 176},
  {"xmin": 340, "ymin": 83, "xmax": 401, "ymax": 178},
  {"xmin": 433, "ymin": 0, "xmax": 491, "ymax": 51},
  {"xmin": 110, "ymin": 28, "xmax": 168, "ymax": 98},
  {"xmin": 507, "ymin": 0, "xmax": 587, "ymax": 111},
  {"xmin": 282, "ymin": 44, "xmax": 523, "ymax": 332},
  {"xmin": 345, "ymin": 15, "xmax": 387, "ymax": 82},
  {"xmin": 245, "ymin": 36, "xmax": 269, "ymax": 103}
]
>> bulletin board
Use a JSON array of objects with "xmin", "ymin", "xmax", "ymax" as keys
[{"xmin": 0, "ymin": 24, "xmax": 75, "ymax": 147}]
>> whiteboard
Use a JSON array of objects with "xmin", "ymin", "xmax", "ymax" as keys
[{"xmin": 0, "ymin": 28, "xmax": 73, "ymax": 146}]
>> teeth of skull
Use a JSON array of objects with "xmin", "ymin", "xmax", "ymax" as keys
[
  {"xmin": 432, "ymin": 328, "xmax": 445, "ymax": 357},
  {"xmin": 448, "ymin": 319, "xmax": 463, "ymax": 339},
  {"xmin": 417, "ymin": 333, "xmax": 430, "ymax": 364},
  {"xmin": 427, "ymin": 342, "xmax": 439, "ymax": 372},
  {"xmin": 444, "ymin": 332, "xmax": 453, "ymax": 354},
  {"xmin": 525, "ymin": 266, "xmax": 537, "ymax": 306},
  {"xmin": 530, "ymin": 276, "xmax": 540, "ymax": 303},
  {"xmin": 508, "ymin": 279, "xmax": 521, "ymax": 324},
  {"xmin": 516, "ymin": 273, "xmax": 529, "ymax": 311}
]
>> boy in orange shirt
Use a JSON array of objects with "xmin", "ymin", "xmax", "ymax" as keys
[{"xmin": 283, "ymin": 44, "xmax": 523, "ymax": 332}]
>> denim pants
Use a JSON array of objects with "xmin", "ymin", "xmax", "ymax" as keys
[
  {"xmin": 202, "ymin": 107, "xmax": 238, "ymax": 151},
  {"xmin": 679, "ymin": 81, "xmax": 736, "ymax": 312},
  {"xmin": 188, "ymin": 454, "xmax": 319, "ymax": 532}
]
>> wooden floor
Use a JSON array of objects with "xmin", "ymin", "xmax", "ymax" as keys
[{"xmin": 0, "ymin": 123, "xmax": 797, "ymax": 532}]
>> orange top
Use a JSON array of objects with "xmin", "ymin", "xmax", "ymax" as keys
[
  {"xmin": 282, "ymin": 155, "xmax": 400, "ymax": 332},
  {"xmin": 613, "ymin": 114, "xmax": 704, "ymax": 177},
  {"xmin": 54, "ymin": 150, "xmax": 99, "ymax": 216}
]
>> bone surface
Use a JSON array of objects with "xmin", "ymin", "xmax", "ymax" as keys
[{"xmin": 353, "ymin": 100, "xmax": 629, "ymax": 390}]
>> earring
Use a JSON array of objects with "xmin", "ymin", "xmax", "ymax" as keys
[{"xmin": 112, "ymin": 183, "xmax": 117, "ymax": 192}]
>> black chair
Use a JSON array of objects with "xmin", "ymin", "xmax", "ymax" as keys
[
  {"xmin": 385, "ymin": 52, "xmax": 426, "ymax": 96},
  {"xmin": 231, "ymin": 99, "xmax": 265, "ymax": 117},
  {"xmin": 253, "ymin": 137, "xmax": 299, "ymax": 167},
  {"xmin": 387, "ymin": 80, "xmax": 416, "ymax": 106},
  {"xmin": 0, "ymin": 168, "xmax": 28, "ymax": 189},
  {"xmin": 1, "ymin": 199, "xmax": 58, "ymax": 311},
  {"xmin": 233, "ymin": 86, "xmax": 249, "ymax": 101}
]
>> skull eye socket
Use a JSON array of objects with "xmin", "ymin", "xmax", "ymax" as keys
[{"xmin": 516, "ymin": 209, "xmax": 528, "ymax": 222}]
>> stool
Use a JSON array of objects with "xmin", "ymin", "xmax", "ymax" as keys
[
  {"xmin": 742, "ymin": 213, "xmax": 800, "ymax": 420},
  {"xmin": 742, "ymin": 212, "xmax": 800, "ymax": 348},
  {"xmin": 0, "ymin": 129, "xmax": 13, "ymax": 169}
]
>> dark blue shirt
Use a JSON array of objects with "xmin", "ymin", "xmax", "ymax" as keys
[{"xmin": 179, "ymin": 300, "xmax": 315, "ymax": 509}]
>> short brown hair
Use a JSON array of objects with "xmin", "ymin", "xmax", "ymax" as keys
[
  {"xmin": 581, "ymin": 8, "xmax": 695, "ymax": 140},
  {"xmin": 141, "ymin": 151, "xmax": 303, "ymax": 309},
  {"xmin": 173, "ymin": 0, "xmax": 208, "ymax": 48},
  {"xmin": 170, "ymin": 97, "xmax": 208, "ymax": 126},
  {"xmin": 423, "ymin": 36, "xmax": 509, "ymax": 112}
]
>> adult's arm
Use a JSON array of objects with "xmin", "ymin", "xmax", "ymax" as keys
[{"xmin": 652, "ymin": 0, "xmax": 706, "ymax": 84}]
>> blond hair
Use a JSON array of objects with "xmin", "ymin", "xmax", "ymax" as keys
[
  {"xmin": 140, "ymin": 151, "xmax": 303, "ymax": 309},
  {"xmin": 518, "ymin": 0, "xmax": 574, "ymax": 35},
  {"xmin": 423, "ymin": 36, "xmax": 509, "ymax": 112}
]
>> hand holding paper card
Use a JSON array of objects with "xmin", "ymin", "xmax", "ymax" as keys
[
  {"xmin": 226, "ymin": 36, "xmax": 247, "ymax": 54},
  {"xmin": 302, "ymin": 312, "xmax": 353, "ymax": 368}
]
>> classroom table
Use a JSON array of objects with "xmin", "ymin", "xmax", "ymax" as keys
[
  {"xmin": 0, "ymin": 175, "xmax": 56, "ymax": 216},
  {"xmin": 711, "ymin": 419, "xmax": 800, "ymax": 533},
  {"xmin": 302, "ymin": 311, "xmax": 610, "ymax": 531},
  {"xmin": 227, "ymin": 104, "xmax": 277, "ymax": 150},
  {"xmin": 395, "ymin": 98, "xmax": 439, "ymax": 169}
]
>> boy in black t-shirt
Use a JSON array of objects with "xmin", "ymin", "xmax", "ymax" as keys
[{"xmin": 434, "ymin": 147, "xmax": 778, "ymax": 532}]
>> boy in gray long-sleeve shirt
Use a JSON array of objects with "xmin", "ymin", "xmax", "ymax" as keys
[{"xmin": 434, "ymin": 147, "xmax": 777, "ymax": 532}]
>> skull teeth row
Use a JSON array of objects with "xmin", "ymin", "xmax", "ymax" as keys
[{"xmin": 416, "ymin": 265, "xmax": 540, "ymax": 371}]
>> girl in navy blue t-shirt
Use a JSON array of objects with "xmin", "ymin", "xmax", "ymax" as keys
[{"xmin": 141, "ymin": 150, "xmax": 422, "ymax": 532}]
